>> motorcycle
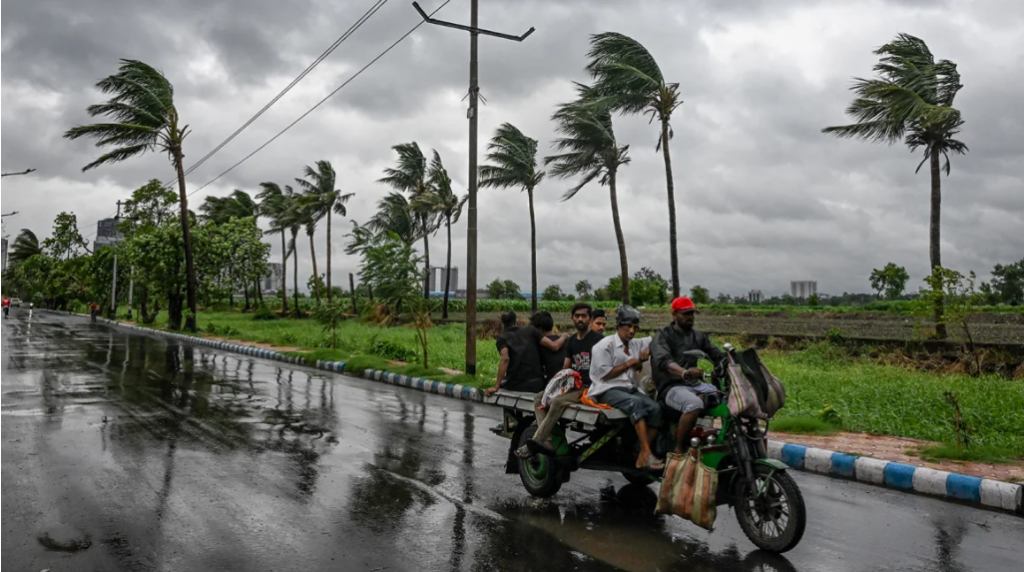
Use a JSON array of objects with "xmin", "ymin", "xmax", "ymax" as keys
[{"xmin": 486, "ymin": 343, "xmax": 806, "ymax": 554}]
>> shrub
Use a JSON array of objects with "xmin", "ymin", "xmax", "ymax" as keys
[
  {"xmin": 253, "ymin": 304, "xmax": 276, "ymax": 321},
  {"xmin": 366, "ymin": 338, "xmax": 418, "ymax": 362}
]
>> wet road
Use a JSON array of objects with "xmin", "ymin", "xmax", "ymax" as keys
[{"xmin": 3, "ymin": 311, "xmax": 1022, "ymax": 572}]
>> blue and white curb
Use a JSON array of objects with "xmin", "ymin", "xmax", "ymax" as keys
[
  {"xmin": 767, "ymin": 441, "xmax": 1023, "ymax": 515},
  {"xmin": 71, "ymin": 311, "xmax": 1023, "ymax": 515}
]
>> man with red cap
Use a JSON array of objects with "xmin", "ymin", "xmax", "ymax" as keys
[{"xmin": 650, "ymin": 296, "xmax": 726, "ymax": 454}]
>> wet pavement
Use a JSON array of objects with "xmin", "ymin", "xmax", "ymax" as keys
[{"xmin": 3, "ymin": 311, "xmax": 1022, "ymax": 572}]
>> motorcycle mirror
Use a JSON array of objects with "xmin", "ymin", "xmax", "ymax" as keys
[{"xmin": 682, "ymin": 349, "xmax": 710, "ymax": 360}]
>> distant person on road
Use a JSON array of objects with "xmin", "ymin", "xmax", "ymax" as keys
[
  {"xmin": 89, "ymin": 301, "xmax": 101, "ymax": 323},
  {"xmin": 2, "ymin": 296, "xmax": 10, "ymax": 318},
  {"xmin": 486, "ymin": 311, "xmax": 569, "ymax": 397},
  {"xmin": 521, "ymin": 303, "xmax": 604, "ymax": 458},
  {"xmin": 650, "ymin": 296, "xmax": 726, "ymax": 455},
  {"xmin": 588, "ymin": 305, "xmax": 663, "ymax": 470}
]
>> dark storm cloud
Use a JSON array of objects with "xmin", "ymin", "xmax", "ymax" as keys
[{"xmin": 2, "ymin": 0, "xmax": 1022, "ymax": 297}]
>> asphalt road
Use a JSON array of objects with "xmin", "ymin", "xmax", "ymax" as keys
[{"xmin": 3, "ymin": 310, "xmax": 1022, "ymax": 572}]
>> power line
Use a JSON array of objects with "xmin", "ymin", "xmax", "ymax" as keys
[
  {"xmin": 168, "ymin": 0, "xmax": 392, "ymax": 186},
  {"xmin": 71, "ymin": 0, "xmax": 392, "ymax": 240},
  {"xmin": 184, "ymin": 0, "xmax": 452, "ymax": 200}
]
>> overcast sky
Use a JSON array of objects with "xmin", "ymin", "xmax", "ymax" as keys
[{"xmin": 3, "ymin": 0, "xmax": 1022, "ymax": 297}]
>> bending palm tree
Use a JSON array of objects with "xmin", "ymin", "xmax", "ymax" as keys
[
  {"xmin": 479, "ymin": 123, "xmax": 546, "ymax": 312},
  {"xmin": 585, "ymin": 32, "xmax": 684, "ymax": 297},
  {"xmin": 823, "ymin": 33, "xmax": 967, "ymax": 338},
  {"xmin": 9, "ymin": 229, "xmax": 43, "ymax": 264},
  {"xmin": 378, "ymin": 142, "xmax": 437, "ymax": 300},
  {"xmin": 200, "ymin": 189, "xmax": 259, "ymax": 223},
  {"xmin": 413, "ymin": 151, "xmax": 468, "ymax": 319},
  {"xmin": 296, "ymin": 196, "xmax": 325, "ymax": 305},
  {"xmin": 258, "ymin": 182, "xmax": 294, "ymax": 313},
  {"xmin": 281, "ymin": 191, "xmax": 305, "ymax": 316},
  {"xmin": 64, "ymin": 59, "xmax": 199, "ymax": 331},
  {"xmin": 295, "ymin": 160, "xmax": 354, "ymax": 303},
  {"xmin": 545, "ymin": 85, "xmax": 632, "ymax": 305},
  {"xmin": 367, "ymin": 192, "xmax": 419, "ymax": 248}
]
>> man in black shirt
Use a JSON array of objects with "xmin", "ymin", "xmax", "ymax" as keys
[
  {"xmin": 522, "ymin": 303, "xmax": 603, "ymax": 457},
  {"xmin": 533, "ymin": 311, "xmax": 567, "ymax": 382},
  {"xmin": 650, "ymin": 297, "xmax": 727, "ymax": 454},
  {"xmin": 487, "ymin": 311, "xmax": 568, "ymax": 396}
]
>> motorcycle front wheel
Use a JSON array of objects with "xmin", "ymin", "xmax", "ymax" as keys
[{"xmin": 735, "ymin": 464, "xmax": 806, "ymax": 553}]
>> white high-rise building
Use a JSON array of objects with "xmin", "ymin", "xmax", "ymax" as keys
[{"xmin": 790, "ymin": 281, "xmax": 818, "ymax": 299}]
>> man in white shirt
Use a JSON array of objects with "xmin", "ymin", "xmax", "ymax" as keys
[{"xmin": 588, "ymin": 306, "xmax": 665, "ymax": 470}]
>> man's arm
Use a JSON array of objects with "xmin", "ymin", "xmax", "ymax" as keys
[
  {"xmin": 603, "ymin": 358, "xmax": 641, "ymax": 380},
  {"xmin": 539, "ymin": 333, "xmax": 568, "ymax": 351},
  {"xmin": 486, "ymin": 348, "xmax": 511, "ymax": 396},
  {"xmin": 651, "ymin": 330, "xmax": 686, "ymax": 377}
]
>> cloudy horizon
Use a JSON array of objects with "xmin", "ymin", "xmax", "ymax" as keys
[{"xmin": 3, "ymin": 0, "xmax": 1022, "ymax": 298}]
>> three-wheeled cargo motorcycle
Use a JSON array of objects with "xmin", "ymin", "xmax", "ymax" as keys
[{"xmin": 485, "ymin": 344, "xmax": 806, "ymax": 553}]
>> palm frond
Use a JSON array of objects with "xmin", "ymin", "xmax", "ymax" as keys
[{"xmin": 80, "ymin": 144, "xmax": 150, "ymax": 171}]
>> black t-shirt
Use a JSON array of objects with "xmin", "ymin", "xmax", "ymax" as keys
[
  {"xmin": 497, "ymin": 325, "xmax": 546, "ymax": 392},
  {"xmin": 541, "ymin": 334, "xmax": 567, "ymax": 382},
  {"xmin": 565, "ymin": 330, "xmax": 605, "ymax": 388}
]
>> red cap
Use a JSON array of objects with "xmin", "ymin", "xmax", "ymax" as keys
[{"xmin": 671, "ymin": 296, "xmax": 698, "ymax": 313}]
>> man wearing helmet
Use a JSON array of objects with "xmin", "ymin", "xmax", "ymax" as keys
[
  {"xmin": 650, "ymin": 296, "xmax": 727, "ymax": 454},
  {"xmin": 588, "ymin": 305, "xmax": 664, "ymax": 470}
]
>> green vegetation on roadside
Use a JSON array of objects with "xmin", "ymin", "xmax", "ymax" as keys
[{"xmin": 114, "ymin": 309, "xmax": 1024, "ymax": 464}]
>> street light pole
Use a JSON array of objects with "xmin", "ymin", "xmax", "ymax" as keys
[
  {"xmin": 1, "ymin": 168, "xmax": 36, "ymax": 178},
  {"xmin": 109, "ymin": 200, "xmax": 123, "ymax": 319},
  {"xmin": 411, "ymin": 0, "xmax": 534, "ymax": 375}
]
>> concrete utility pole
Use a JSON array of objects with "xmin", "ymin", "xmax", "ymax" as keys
[
  {"xmin": 412, "ymin": 0, "xmax": 534, "ymax": 375},
  {"xmin": 109, "ymin": 200, "xmax": 123, "ymax": 319}
]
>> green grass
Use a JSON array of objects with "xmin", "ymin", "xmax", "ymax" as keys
[
  {"xmin": 124, "ymin": 309, "xmax": 1024, "ymax": 459},
  {"xmin": 918, "ymin": 443, "xmax": 1022, "ymax": 465},
  {"xmin": 770, "ymin": 416, "xmax": 841, "ymax": 436}
]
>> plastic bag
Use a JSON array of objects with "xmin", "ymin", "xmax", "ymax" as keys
[
  {"xmin": 539, "ymin": 369, "xmax": 582, "ymax": 409},
  {"xmin": 655, "ymin": 449, "xmax": 719, "ymax": 530}
]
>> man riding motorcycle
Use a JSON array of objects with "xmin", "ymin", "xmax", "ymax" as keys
[{"xmin": 650, "ymin": 296, "xmax": 727, "ymax": 454}]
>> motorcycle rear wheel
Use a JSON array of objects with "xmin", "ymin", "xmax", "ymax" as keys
[
  {"xmin": 735, "ymin": 464, "xmax": 806, "ymax": 553},
  {"xmin": 517, "ymin": 424, "xmax": 563, "ymax": 498}
]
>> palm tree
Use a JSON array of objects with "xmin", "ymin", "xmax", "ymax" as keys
[
  {"xmin": 64, "ymin": 59, "xmax": 199, "ymax": 331},
  {"xmin": 823, "ymin": 33, "xmax": 967, "ymax": 338},
  {"xmin": 280, "ymin": 190, "xmax": 304, "ymax": 316},
  {"xmin": 479, "ymin": 123, "xmax": 546, "ymax": 312},
  {"xmin": 9, "ymin": 229, "xmax": 43, "ymax": 264},
  {"xmin": 199, "ymin": 190, "xmax": 259, "ymax": 223},
  {"xmin": 367, "ymin": 192, "xmax": 419, "ymax": 247},
  {"xmin": 413, "ymin": 151, "xmax": 468, "ymax": 319},
  {"xmin": 585, "ymin": 32, "xmax": 684, "ymax": 298},
  {"xmin": 295, "ymin": 160, "xmax": 353, "ymax": 304},
  {"xmin": 545, "ymin": 84, "xmax": 632, "ymax": 305},
  {"xmin": 295, "ymin": 195, "xmax": 325, "ymax": 305},
  {"xmin": 258, "ymin": 182, "xmax": 293, "ymax": 313},
  {"xmin": 378, "ymin": 142, "xmax": 437, "ymax": 300}
]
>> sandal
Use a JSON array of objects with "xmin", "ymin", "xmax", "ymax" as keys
[
  {"xmin": 515, "ymin": 444, "xmax": 533, "ymax": 459},
  {"xmin": 526, "ymin": 438, "xmax": 557, "ymax": 457},
  {"xmin": 641, "ymin": 456, "xmax": 666, "ymax": 471}
]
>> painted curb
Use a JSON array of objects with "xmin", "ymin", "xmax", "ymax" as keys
[
  {"xmin": 770, "ymin": 442, "xmax": 1022, "ymax": 514},
  {"xmin": 68, "ymin": 311, "xmax": 1023, "ymax": 516}
]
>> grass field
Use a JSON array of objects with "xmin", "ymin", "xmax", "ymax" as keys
[{"xmin": 126, "ymin": 309, "xmax": 1024, "ymax": 461}]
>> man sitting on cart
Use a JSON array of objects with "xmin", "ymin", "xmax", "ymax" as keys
[
  {"xmin": 650, "ymin": 296, "xmax": 726, "ymax": 454},
  {"xmin": 485, "ymin": 311, "xmax": 569, "ymax": 397},
  {"xmin": 588, "ymin": 305, "xmax": 665, "ymax": 470}
]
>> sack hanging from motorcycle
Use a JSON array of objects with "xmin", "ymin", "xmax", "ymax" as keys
[
  {"xmin": 655, "ymin": 449, "xmax": 719, "ymax": 530},
  {"xmin": 728, "ymin": 348, "xmax": 787, "ymax": 419}
]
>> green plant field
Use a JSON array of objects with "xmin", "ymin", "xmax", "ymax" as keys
[{"xmin": 127, "ymin": 310, "xmax": 1024, "ymax": 459}]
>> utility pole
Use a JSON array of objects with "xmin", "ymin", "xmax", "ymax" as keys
[
  {"xmin": 109, "ymin": 200, "xmax": 123, "ymax": 319},
  {"xmin": 412, "ymin": 1, "xmax": 534, "ymax": 375}
]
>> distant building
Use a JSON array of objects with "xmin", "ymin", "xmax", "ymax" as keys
[
  {"xmin": 94, "ymin": 217, "xmax": 124, "ymax": 251},
  {"xmin": 748, "ymin": 289, "xmax": 763, "ymax": 303},
  {"xmin": 428, "ymin": 266, "xmax": 458, "ymax": 294},
  {"xmin": 261, "ymin": 262, "xmax": 285, "ymax": 293},
  {"xmin": 1, "ymin": 238, "xmax": 8, "ymax": 271},
  {"xmin": 790, "ymin": 281, "xmax": 818, "ymax": 299}
]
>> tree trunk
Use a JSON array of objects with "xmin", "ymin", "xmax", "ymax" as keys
[
  {"xmin": 243, "ymin": 287, "xmax": 251, "ymax": 312},
  {"xmin": 661, "ymin": 117, "xmax": 680, "ymax": 299},
  {"xmin": 255, "ymin": 276, "xmax": 263, "ymax": 305},
  {"xmin": 326, "ymin": 214, "xmax": 332, "ymax": 304},
  {"xmin": 281, "ymin": 231, "xmax": 289, "ymax": 313},
  {"xmin": 308, "ymin": 233, "xmax": 320, "ymax": 305},
  {"xmin": 292, "ymin": 230, "xmax": 301, "ymax": 317},
  {"xmin": 172, "ymin": 145, "xmax": 198, "ymax": 332},
  {"xmin": 929, "ymin": 147, "xmax": 946, "ymax": 339},
  {"xmin": 528, "ymin": 186, "xmax": 538, "ymax": 313},
  {"xmin": 443, "ymin": 214, "xmax": 453, "ymax": 320},
  {"xmin": 349, "ymin": 273, "xmax": 358, "ymax": 315},
  {"xmin": 608, "ymin": 169, "xmax": 630, "ymax": 305},
  {"xmin": 422, "ymin": 215, "xmax": 431, "ymax": 301},
  {"xmin": 168, "ymin": 289, "xmax": 183, "ymax": 331}
]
